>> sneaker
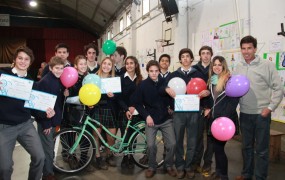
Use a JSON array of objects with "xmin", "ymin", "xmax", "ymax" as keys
[
  {"xmin": 177, "ymin": 170, "xmax": 185, "ymax": 179},
  {"xmin": 95, "ymin": 157, "xmax": 108, "ymax": 170},
  {"xmin": 42, "ymin": 174, "xmax": 57, "ymax": 180},
  {"xmin": 165, "ymin": 167, "xmax": 177, "ymax": 177},
  {"xmin": 145, "ymin": 169, "xmax": 156, "ymax": 178},
  {"xmin": 107, "ymin": 154, "xmax": 116, "ymax": 167},
  {"xmin": 128, "ymin": 155, "xmax": 135, "ymax": 169},
  {"xmin": 121, "ymin": 155, "xmax": 129, "ymax": 168},
  {"xmin": 202, "ymin": 164, "xmax": 211, "ymax": 173},
  {"xmin": 139, "ymin": 154, "xmax": 148, "ymax": 165},
  {"xmin": 186, "ymin": 170, "xmax": 195, "ymax": 179}
]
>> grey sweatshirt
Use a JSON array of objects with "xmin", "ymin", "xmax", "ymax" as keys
[{"xmin": 234, "ymin": 55, "xmax": 283, "ymax": 114}]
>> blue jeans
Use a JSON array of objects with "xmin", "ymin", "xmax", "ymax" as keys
[
  {"xmin": 38, "ymin": 123, "xmax": 56, "ymax": 176},
  {"xmin": 0, "ymin": 120, "xmax": 45, "ymax": 180},
  {"xmin": 240, "ymin": 112, "xmax": 271, "ymax": 180},
  {"xmin": 145, "ymin": 119, "xmax": 176, "ymax": 170},
  {"xmin": 173, "ymin": 112, "xmax": 199, "ymax": 171}
]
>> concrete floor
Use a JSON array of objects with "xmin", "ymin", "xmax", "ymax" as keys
[{"xmin": 12, "ymin": 138, "xmax": 285, "ymax": 180}]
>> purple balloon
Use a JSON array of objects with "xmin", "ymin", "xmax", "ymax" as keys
[
  {"xmin": 211, "ymin": 117, "xmax": 236, "ymax": 141},
  {"xmin": 225, "ymin": 75, "xmax": 250, "ymax": 97}
]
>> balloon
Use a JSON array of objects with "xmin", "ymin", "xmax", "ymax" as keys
[
  {"xmin": 79, "ymin": 84, "xmax": 101, "ymax": 106},
  {"xmin": 82, "ymin": 74, "xmax": 101, "ymax": 88},
  {"xmin": 225, "ymin": 75, "xmax": 250, "ymax": 97},
  {"xmin": 211, "ymin": 117, "xmax": 236, "ymax": 141},
  {"xmin": 186, "ymin": 78, "xmax": 207, "ymax": 94},
  {"xmin": 102, "ymin": 40, "xmax": 116, "ymax": 55},
  {"xmin": 60, "ymin": 67, "xmax": 78, "ymax": 88},
  {"xmin": 168, "ymin": 77, "xmax": 186, "ymax": 95}
]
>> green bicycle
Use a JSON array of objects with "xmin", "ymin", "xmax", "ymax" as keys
[{"xmin": 53, "ymin": 112, "xmax": 165, "ymax": 173}]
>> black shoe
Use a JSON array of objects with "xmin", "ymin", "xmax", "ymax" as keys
[
  {"xmin": 121, "ymin": 155, "xmax": 129, "ymax": 168},
  {"xmin": 128, "ymin": 155, "xmax": 135, "ymax": 169},
  {"xmin": 107, "ymin": 154, "xmax": 116, "ymax": 167}
]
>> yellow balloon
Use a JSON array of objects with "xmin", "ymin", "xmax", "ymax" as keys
[{"xmin": 79, "ymin": 84, "xmax": 101, "ymax": 106}]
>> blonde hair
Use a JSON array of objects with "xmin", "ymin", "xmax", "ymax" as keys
[
  {"xmin": 208, "ymin": 56, "xmax": 230, "ymax": 93},
  {"xmin": 97, "ymin": 57, "xmax": 115, "ymax": 77}
]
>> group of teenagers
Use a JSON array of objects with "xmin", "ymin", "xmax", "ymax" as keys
[{"xmin": 0, "ymin": 35, "xmax": 283, "ymax": 180}]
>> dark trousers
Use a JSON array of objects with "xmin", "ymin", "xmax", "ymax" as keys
[
  {"xmin": 213, "ymin": 137, "xmax": 228, "ymax": 180},
  {"xmin": 240, "ymin": 113, "xmax": 270, "ymax": 180},
  {"xmin": 193, "ymin": 115, "xmax": 214, "ymax": 167}
]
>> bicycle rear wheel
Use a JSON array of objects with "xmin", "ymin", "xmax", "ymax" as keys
[
  {"xmin": 53, "ymin": 128, "xmax": 95, "ymax": 173},
  {"xmin": 130, "ymin": 129, "xmax": 164, "ymax": 169}
]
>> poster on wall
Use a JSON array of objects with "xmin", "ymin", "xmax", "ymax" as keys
[{"xmin": 272, "ymin": 71, "xmax": 285, "ymax": 124}]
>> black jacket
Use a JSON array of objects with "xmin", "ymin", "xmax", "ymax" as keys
[
  {"xmin": 207, "ymin": 84, "xmax": 239, "ymax": 135},
  {"xmin": 134, "ymin": 77, "xmax": 171, "ymax": 125}
]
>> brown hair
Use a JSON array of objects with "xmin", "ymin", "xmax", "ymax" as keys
[
  {"xmin": 178, "ymin": 48, "xmax": 194, "ymax": 62},
  {"xmin": 125, "ymin": 56, "xmax": 143, "ymax": 85},
  {"xmin": 48, "ymin": 56, "xmax": 64, "ymax": 68},
  {"xmin": 74, "ymin": 55, "xmax": 87, "ymax": 75},
  {"xmin": 13, "ymin": 46, "xmax": 35, "ymax": 64},
  {"xmin": 146, "ymin": 60, "xmax": 160, "ymax": 72}
]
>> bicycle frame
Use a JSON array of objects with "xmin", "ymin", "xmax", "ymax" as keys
[{"xmin": 68, "ymin": 114, "xmax": 146, "ymax": 155}]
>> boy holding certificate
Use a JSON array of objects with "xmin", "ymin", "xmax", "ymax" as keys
[
  {"xmin": 164, "ymin": 48, "xmax": 206, "ymax": 179},
  {"xmin": 0, "ymin": 46, "xmax": 55, "ymax": 180},
  {"xmin": 35, "ymin": 56, "xmax": 65, "ymax": 180},
  {"xmin": 134, "ymin": 60, "xmax": 176, "ymax": 178}
]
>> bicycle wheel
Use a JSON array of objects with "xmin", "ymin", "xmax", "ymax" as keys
[
  {"xmin": 53, "ymin": 128, "xmax": 95, "ymax": 173},
  {"xmin": 130, "ymin": 129, "xmax": 164, "ymax": 169}
]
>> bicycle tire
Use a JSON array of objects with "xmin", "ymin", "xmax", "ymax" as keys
[
  {"xmin": 130, "ymin": 129, "xmax": 164, "ymax": 169},
  {"xmin": 53, "ymin": 128, "xmax": 95, "ymax": 173}
]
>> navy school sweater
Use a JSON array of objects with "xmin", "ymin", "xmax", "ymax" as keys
[
  {"xmin": 0, "ymin": 67, "xmax": 47, "ymax": 125},
  {"xmin": 134, "ymin": 77, "xmax": 172, "ymax": 125}
]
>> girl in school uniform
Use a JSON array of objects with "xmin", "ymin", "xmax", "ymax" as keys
[
  {"xmin": 206, "ymin": 56, "xmax": 239, "ymax": 180},
  {"xmin": 64, "ymin": 55, "xmax": 96, "ymax": 172},
  {"xmin": 117, "ymin": 56, "xmax": 143, "ymax": 169},
  {"xmin": 92, "ymin": 57, "xmax": 117, "ymax": 169}
]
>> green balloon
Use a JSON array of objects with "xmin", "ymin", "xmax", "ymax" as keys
[{"xmin": 102, "ymin": 40, "xmax": 116, "ymax": 55}]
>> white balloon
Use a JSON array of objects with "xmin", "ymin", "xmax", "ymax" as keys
[{"xmin": 168, "ymin": 77, "xmax": 186, "ymax": 95}]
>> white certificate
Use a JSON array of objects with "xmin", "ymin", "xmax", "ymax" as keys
[
  {"xmin": 24, "ymin": 90, "xmax": 57, "ymax": 112},
  {"xmin": 101, "ymin": 77, "xmax": 121, "ymax": 94},
  {"xmin": 0, "ymin": 74, "xmax": 33, "ymax": 100},
  {"xmin": 174, "ymin": 95, "xmax": 200, "ymax": 112},
  {"xmin": 66, "ymin": 96, "xmax": 82, "ymax": 105}
]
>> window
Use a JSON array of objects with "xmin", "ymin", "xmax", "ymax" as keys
[
  {"xmin": 142, "ymin": 0, "xmax": 149, "ymax": 16},
  {"xmin": 126, "ymin": 11, "xmax": 131, "ymax": 27},
  {"xmin": 119, "ymin": 17, "xmax": 124, "ymax": 32}
]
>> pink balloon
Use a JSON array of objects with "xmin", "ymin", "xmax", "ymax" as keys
[
  {"xmin": 211, "ymin": 117, "xmax": 236, "ymax": 141},
  {"xmin": 60, "ymin": 67, "xmax": 78, "ymax": 88}
]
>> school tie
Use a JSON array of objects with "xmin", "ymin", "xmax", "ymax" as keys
[{"xmin": 183, "ymin": 70, "xmax": 188, "ymax": 75}]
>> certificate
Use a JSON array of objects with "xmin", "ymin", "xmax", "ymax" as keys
[
  {"xmin": 101, "ymin": 77, "xmax": 121, "ymax": 94},
  {"xmin": 0, "ymin": 74, "xmax": 33, "ymax": 100},
  {"xmin": 24, "ymin": 90, "xmax": 57, "ymax": 112},
  {"xmin": 66, "ymin": 96, "xmax": 82, "ymax": 105},
  {"xmin": 174, "ymin": 95, "xmax": 200, "ymax": 112}
]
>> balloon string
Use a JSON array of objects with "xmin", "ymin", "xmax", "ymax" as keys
[{"xmin": 62, "ymin": 94, "xmax": 67, "ymax": 120}]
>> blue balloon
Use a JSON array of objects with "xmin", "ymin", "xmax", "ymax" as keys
[{"xmin": 82, "ymin": 74, "xmax": 101, "ymax": 88}]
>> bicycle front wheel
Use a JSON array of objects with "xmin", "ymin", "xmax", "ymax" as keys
[
  {"xmin": 130, "ymin": 129, "xmax": 164, "ymax": 169},
  {"xmin": 53, "ymin": 128, "xmax": 95, "ymax": 173}
]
